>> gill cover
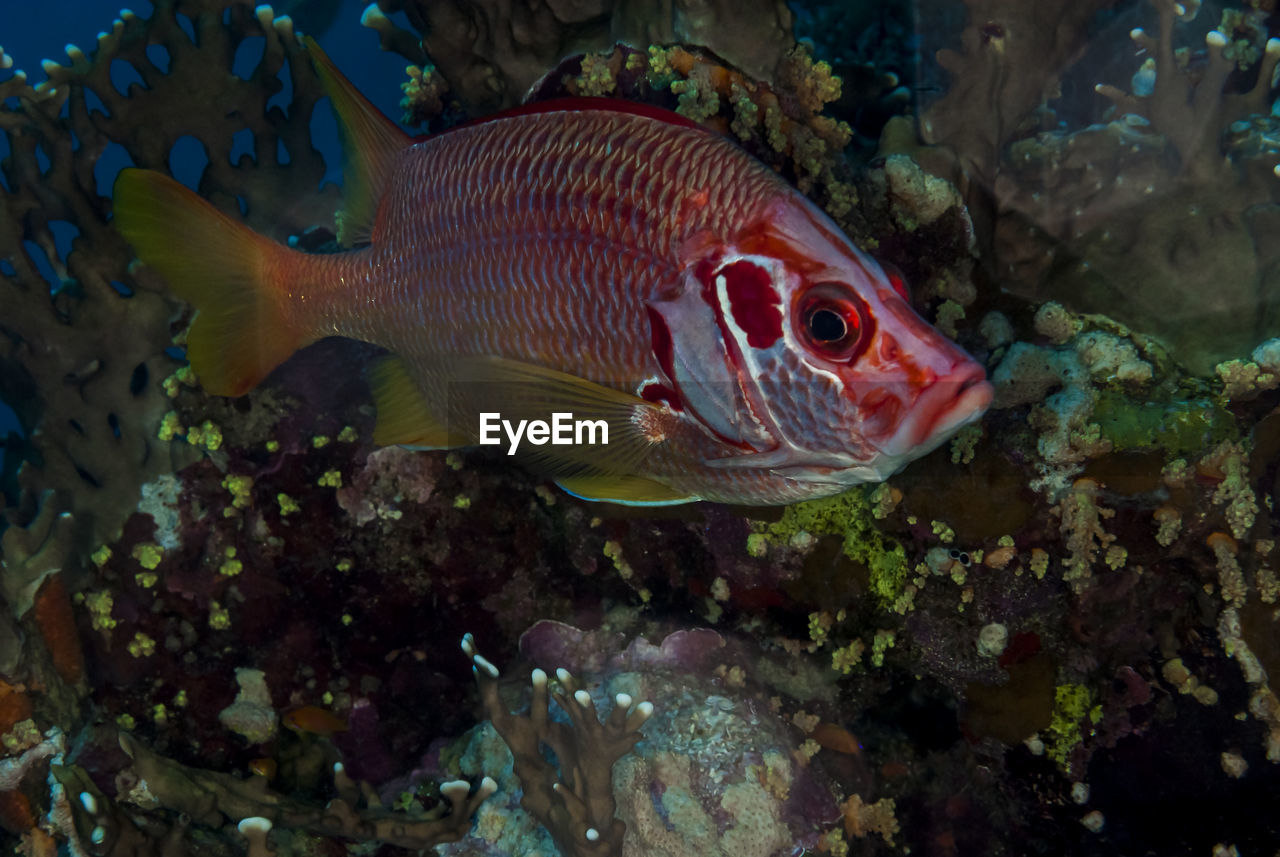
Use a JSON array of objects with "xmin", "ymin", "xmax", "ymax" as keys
[{"xmin": 646, "ymin": 256, "xmax": 779, "ymax": 452}]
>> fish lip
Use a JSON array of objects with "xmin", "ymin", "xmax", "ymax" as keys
[
  {"xmin": 935, "ymin": 367, "xmax": 994, "ymax": 436},
  {"xmin": 884, "ymin": 363, "xmax": 993, "ymax": 458}
]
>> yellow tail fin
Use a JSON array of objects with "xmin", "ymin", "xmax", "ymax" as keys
[{"xmin": 113, "ymin": 168, "xmax": 306, "ymax": 397}]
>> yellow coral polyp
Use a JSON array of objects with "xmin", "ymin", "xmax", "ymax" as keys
[
  {"xmin": 759, "ymin": 489, "xmax": 908, "ymax": 608},
  {"xmin": 186, "ymin": 419, "xmax": 222, "ymax": 451},
  {"xmin": 86, "ymin": 590, "xmax": 117, "ymax": 632},
  {"xmin": 572, "ymin": 52, "xmax": 616, "ymax": 97},
  {"xmin": 209, "ymin": 601, "xmax": 231, "ymax": 630},
  {"xmin": 400, "ymin": 63, "xmax": 448, "ymax": 125},
  {"xmin": 870, "ymin": 630, "xmax": 895, "ymax": 667},
  {"xmin": 603, "ymin": 539, "xmax": 633, "ymax": 579},
  {"xmin": 647, "ymin": 45, "xmax": 675, "ymax": 80},
  {"xmin": 157, "ymin": 410, "xmax": 185, "ymax": 441},
  {"xmin": 131, "ymin": 542, "xmax": 163, "ymax": 569},
  {"xmin": 163, "ymin": 365, "xmax": 195, "ymax": 397},
  {"xmin": 2, "ymin": 720, "xmax": 42, "ymax": 754},
  {"xmin": 277, "ymin": 493, "xmax": 300, "ymax": 515},
  {"xmin": 1047, "ymin": 683, "xmax": 1095, "ymax": 771},
  {"xmin": 219, "ymin": 558, "xmax": 243, "ymax": 577},
  {"xmin": 931, "ymin": 520, "xmax": 956, "ymax": 543},
  {"xmin": 222, "ymin": 474, "xmax": 253, "ymax": 509},
  {"xmin": 831, "ymin": 640, "xmax": 866, "ymax": 674},
  {"xmin": 808, "ymin": 611, "xmax": 832, "ymax": 645},
  {"xmin": 127, "ymin": 632, "xmax": 156, "ymax": 658},
  {"xmin": 317, "ymin": 470, "xmax": 342, "ymax": 488}
]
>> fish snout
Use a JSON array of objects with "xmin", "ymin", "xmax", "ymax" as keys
[
  {"xmin": 916, "ymin": 362, "xmax": 993, "ymax": 445},
  {"xmin": 886, "ymin": 362, "xmax": 993, "ymax": 458}
]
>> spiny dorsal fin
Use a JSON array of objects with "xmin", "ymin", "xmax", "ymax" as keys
[{"xmin": 303, "ymin": 35, "xmax": 412, "ymax": 246}]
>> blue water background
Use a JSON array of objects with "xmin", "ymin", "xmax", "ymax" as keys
[{"xmin": 0, "ymin": 0, "xmax": 412, "ymax": 455}]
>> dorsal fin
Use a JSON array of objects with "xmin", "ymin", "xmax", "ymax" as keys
[{"xmin": 303, "ymin": 36, "xmax": 412, "ymax": 246}]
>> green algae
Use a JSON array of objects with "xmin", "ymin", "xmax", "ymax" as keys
[
  {"xmin": 1090, "ymin": 390, "xmax": 1235, "ymax": 454},
  {"xmin": 759, "ymin": 488, "xmax": 908, "ymax": 608},
  {"xmin": 1047, "ymin": 683, "xmax": 1099, "ymax": 771}
]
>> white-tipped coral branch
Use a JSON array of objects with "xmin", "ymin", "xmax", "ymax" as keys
[
  {"xmin": 112, "ymin": 732, "xmax": 491, "ymax": 849},
  {"xmin": 1094, "ymin": 0, "xmax": 1280, "ymax": 174},
  {"xmin": 461, "ymin": 632, "xmax": 654, "ymax": 857}
]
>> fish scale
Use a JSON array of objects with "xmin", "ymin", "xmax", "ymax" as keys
[{"xmin": 320, "ymin": 110, "xmax": 780, "ymax": 391}]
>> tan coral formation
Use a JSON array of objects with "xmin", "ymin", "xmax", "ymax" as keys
[
  {"xmin": 923, "ymin": 0, "xmax": 1280, "ymax": 374},
  {"xmin": 1, "ymin": 0, "xmax": 339, "ymax": 555},
  {"xmin": 920, "ymin": 0, "xmax": 1123, "ymax": 187},
  {"xmin": 360, "ymin": 0, "xmax": 795, "ymax": 111}
]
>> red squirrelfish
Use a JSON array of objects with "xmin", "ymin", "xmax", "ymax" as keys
[{"xmin": 113, "ymin": 39, "xmax": 992, "ymax": 506}]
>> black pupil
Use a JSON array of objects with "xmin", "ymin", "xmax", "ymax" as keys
[{"xmin": 809, "ymin": 308, "xmax": 846, "ymax": 342}]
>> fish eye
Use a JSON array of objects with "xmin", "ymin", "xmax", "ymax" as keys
[
  {"xmin": 796, "ymin": 282, "xmax": 873, "ymax": 363},
  {"xmin": 808, "ymin": 308, "xmax": 847, "ymax": 342}
]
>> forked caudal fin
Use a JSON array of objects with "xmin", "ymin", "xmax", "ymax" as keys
[{"xmin": 113, "ymin": 168, "xmax": 309, "ymax": 397}]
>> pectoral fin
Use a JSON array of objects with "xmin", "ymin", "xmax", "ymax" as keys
[{"xmin": 450, "ymin": 356, "xmax": 663, "ymax": 479}]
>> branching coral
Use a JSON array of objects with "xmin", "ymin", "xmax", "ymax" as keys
[
  {"xmin": 1, "ymin": 0, "xmax": 339, "ymax": 554},
  {"xmin": 462, "ymin": 632, "xmax": 653, "ymax": 857},
  {"xmin": 1094, "ymin": 2, "xmax": 1279, "ymax": 178},
  {"xmin": 921, "ymin": 0, "xmax": 1122, "ymax": 187},
  {"xmin": 69, "ymin": 730, "xmax": 497, "ymax": 850},
  {"xmin": 1053, "ymin": 477, "xmax": 1116, "ymax": 593},
  {"xmin": 447, "ymin": 623, "xmax": 843, "ymax": 856},
  {"xmin": 921, "ymin": 0, "xmax": 1280, "ymax": 374}
]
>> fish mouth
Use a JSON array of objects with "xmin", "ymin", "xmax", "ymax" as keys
[{"xmin": 885, "ymin": 364, "xmax": 994, "ymax": 459}]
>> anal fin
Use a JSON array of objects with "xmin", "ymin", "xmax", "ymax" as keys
[
  {"xmin": 556, "ymin": 475, "xmax": 696, "ymax": 506},
  {"xmin": 369, "ymin": 356, "xmax": 465, "ymax": 448}
]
